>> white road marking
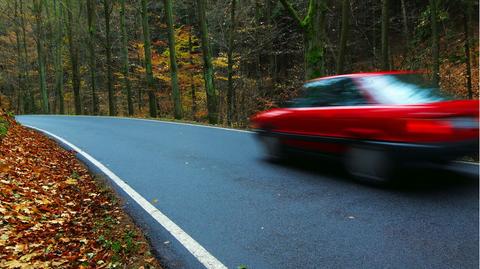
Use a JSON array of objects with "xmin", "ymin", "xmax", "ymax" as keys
[
  {"xmin": 24, "ymin": 125, "xmax": 228, "ymax": 269},
  {"xmin": 21, "ymin": 114, "xmax": 254, "ymax": 134}
]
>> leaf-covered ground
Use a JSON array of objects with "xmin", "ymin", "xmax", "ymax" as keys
[{"xmin": 0, "ymin": 111, "xmax": 162, "ymax": 268}]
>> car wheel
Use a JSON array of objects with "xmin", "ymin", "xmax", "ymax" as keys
[
  {"xmin": 259, "ymin": 134, "xmax": 285, "ymax": 160},
  {"xmin": 345, "ymin": 146, "xmax": 394, "ymax": 184}
]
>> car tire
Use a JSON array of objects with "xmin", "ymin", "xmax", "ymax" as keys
[
  {"xmin": 345, "ymin": 146, "xmax": 394, "ymax": 184},
  {"xmin": 259, "ymin": 134, "xmax": 285, "ymax": 161}
]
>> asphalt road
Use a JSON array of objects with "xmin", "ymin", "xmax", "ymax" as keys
[{"xmin": 17, "ymin": 115, "xmax": 479, "ymax": 269}]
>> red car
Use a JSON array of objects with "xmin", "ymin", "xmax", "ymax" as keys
[{"xmin": 250, "ymin": 71, "xmax": 479, "ymax": 183}]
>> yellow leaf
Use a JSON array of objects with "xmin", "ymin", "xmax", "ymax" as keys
[
  {"xmin": 1, "ymin": 260, "xmax": 29, "ymax": 269},
  {"xmin": 51, "ymin": 260, "xmax": 68, "ymax": 266},
  {"xmin": 19, "ymin": 252, "xmax": 39, "ymax": 262},
  {"xmin": 65, "ymin": 178, "xmax": 77, "ymax": 185}
]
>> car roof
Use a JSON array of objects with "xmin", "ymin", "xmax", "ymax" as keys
[{"xmin": 305, "ymin": 70, "xmax": 422, "ymax": 83}]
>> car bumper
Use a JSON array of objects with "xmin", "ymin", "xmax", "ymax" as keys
[
  {"xmin": 254, "ymin": 129, "xmax": 478, "ymax": 161},
  {"xmin": 364, "ymin": 139, "xmax": 479, "ymax": 162}
]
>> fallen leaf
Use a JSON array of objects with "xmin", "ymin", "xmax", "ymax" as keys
[{"xmin": 65, "ymin": 178, "xmax": 78, "ymax": 185}]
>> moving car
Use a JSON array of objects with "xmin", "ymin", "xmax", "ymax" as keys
[{"xmin": 250, "ymin": 71, "xmax": 479, "ymax": 183}]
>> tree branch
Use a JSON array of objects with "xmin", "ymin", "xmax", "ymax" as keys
[
  {"xmin": 279, "ymin": 0, "xmax": 304, "ymax": 28},
  {"xmin": 302, "ymin": 0, "xmax": 315, "ymax": 26}
]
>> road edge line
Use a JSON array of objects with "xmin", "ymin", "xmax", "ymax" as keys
[
  {"xmin": 19, "ymin": 114, "xmax": 254, "ymax": 134},
  {"xmin": 25, "ymin": 125, "xmax": 228, "ymax": 269}
]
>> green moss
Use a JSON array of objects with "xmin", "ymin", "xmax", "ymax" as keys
[
  {"xmin": 305, "ymin": 45, "xmax": 324, "ymax": 79},
  {"xmin": 306, "ymin": 47, "xmax": 323, "ymax": 66},
  {"xmin": 0, "ymin": 118, "xmax": 9, "ymax": 138}
]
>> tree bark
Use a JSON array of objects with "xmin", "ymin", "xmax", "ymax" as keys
[
  {"xmin": 279, "ymin": 0, "xmax": 326, "ymax": 79},
  {"xmin": 463, "ymin": 0, "xmax": 472, "ymax": 99},
  {"xmin": 141, "ymin": 0, "xmax": 157, "ymax": 117},
  {"xmin": 266, "ymin": 0, "xmax": 277, "ymax": 82},
  {"xmin": 164, "ymin": 0, "xmax": 183, "ymax": 119},
  {"xmin": 20, "ymin": 0, "xmax": 34, "ymax": 113},
  {"xmin": 381, "ymin": 0, "xmax": 389, "ymax": 70},
  {"xmin": 120, "ymin": 0, "xmax": 134, "ymax": 115},
  {"xmin": 429, "ymin": 0, "xmax": 440, "ymax": 86},
  {"xmin": 135, "ymin": 6, "xmax": 143, "ymax": 111},
  {"xmin": 33, "ymin": 0, "xmax": 49, "ymax": 113},
  {"xmin": 14, "ymin": 1, "xmax": 24, "ymax": 114},
  {"xmin": 336, "ymin": 0, "xmax": 349, "ymax": 74},
  {"xmin": 188, "ymin": 27, "xmax": 197, "ymax": 121},
  {"xmin": 54, "ymin": 0, "xmax": 64, "ymax": 114},
  {"xmin": 66, "ymin": 0, "xmax": 82, "ymax": 115},
  {"xmin": 196, "ymin": 0, "xmax": 218, "ymax": 124},
  {"xmin": 87, "ymin": 0, "xmax": 98, "ymax": 115},
  {"xmin": 400, "ymin": 0, "xmax": 409, "ymax": 40},
  {"xmin": 227, "ymin": 0, "xmax": 236, "ymax": 125},
  {"xmin": 104, "ymin": 0, "xmax": 115, "ymax": 116}
]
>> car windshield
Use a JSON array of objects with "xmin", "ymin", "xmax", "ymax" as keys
[{"xmin": 358, "ymin": 74, "xmax": 452, "ymax": 105}]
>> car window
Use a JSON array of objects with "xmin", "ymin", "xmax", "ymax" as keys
[
  {"xmin": 358, "ymin": 74, "xmax": 452, "ymax": 105},
  {"xmin": 286, "ymin": 78, "xmax": 368, "ymax": 108}
]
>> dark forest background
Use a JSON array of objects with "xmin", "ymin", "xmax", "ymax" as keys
[{"xmin": 0, "ymin": 0, "xmax": 478, "ymax": 126}]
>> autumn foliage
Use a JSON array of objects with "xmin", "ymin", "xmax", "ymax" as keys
[{"xmin": 0, "ymin": 111, "xmax": 161, "ymax": 268}]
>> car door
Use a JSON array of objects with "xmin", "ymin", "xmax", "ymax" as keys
[
  {"xmin": 280, "ymin": 78, "xmax": 370, "ymax": 153},
  {"xmin": 278, "ymin": 78, "xmax": 338, "ymax": 136}
]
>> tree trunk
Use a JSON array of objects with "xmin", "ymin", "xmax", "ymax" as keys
[
  {"xmin": 400, "ymin": 0, "xmax": 409, "ymax": 40},
  {"xmin": 429, "ymin": 0, "xmax": 440, "ymax": 86},
  {"xmin": 20, "ymin": 0, "xmax": 34, "ymax": 113},
  {"xmin": 314, "ymin": 0, "xmax": 326, "ymax": 78},
  {"xmin": 188, "ymin": 27, "xmax": 197, "ymax": 120},
  {"xmin": 279, "ymin": 0, "xmax": 326, "ymax": 79},
  {"xmin": 104, "ymin": 0, "xmax": 115, "ymax": 116},
  {"xmin": 120, "ymin": 0, "xmax": 134, "ymax": 115},
  {"xmin": 135, "ymin": 7, "xmax": 143, "ymax": 111},
  {"xmin": 15, "ymin": 30, "xmax": 23, "ymax": 114},
  {"xmin": 141, "ymin": 0, "xmax": 157, "ymax": 117},
  {"xmin": 164, "ymin": 0, "xmax": 183, "ymax": 119},
  {"xmin": 44, "ymin": 0, "xmax": 55, "ymax": 113},
  {"xmin": 463, "ymin": 0, "xmax": 472, "ymax": 99},
  {"xmin": 226, "ymin": 0, "xmax": 236, "ymax": 126},
  {"xmin": 14, "ymin": 1, "xmax": 24, "ymax": 114},
  {"xmin": 66, "ymin": 0, "xmax": 82, "ymax": 115},
  {"xmin": 304, "ymin": 0, "xmax": 326, "ymax": 79},
  {"xmin": 54, "ymin": 0, "xmax": 64, "ymax": 114},
  {"xmin": 336, "ymin": 0, "xmax": 349, "ymax": 74},
  {"xmin": 266, "ymin": 0, "xmax": 277, "ymax": 83},
  {"xmin": 254, "ymin": 0, "xmax": 263, "ymax": 109},
  {"xmin": 381, "ymin": 0, "xmax": 389, "ymax": 70},
  {"xmin": 87, "ymin": 0, "xmax": 98, "ymax": 115},
  {"xmin": 33, "ymin": 0, "xmax": 49, "ymax": 114},
  {"xmin": 196, "ymin": 0, "xmax": 218, "ymax": 124}
]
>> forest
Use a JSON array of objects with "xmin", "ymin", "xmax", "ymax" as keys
[{"xmin": 0, "ymin": 0, "xmax": 478, "ymax": 126}]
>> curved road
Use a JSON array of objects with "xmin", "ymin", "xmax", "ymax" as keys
[{"xmin": 17, "ymin": 115, "xmax": 479, "ymax": 269}]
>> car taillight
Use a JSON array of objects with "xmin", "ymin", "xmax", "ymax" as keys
[{"xmin": 405, "ymin": 119, "xmax": 453, "ymax": 135}]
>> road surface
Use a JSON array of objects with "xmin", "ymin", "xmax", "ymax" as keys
[{"xmin": 17, "ymin": 115, "xmax": 479, "ymax": 269}]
